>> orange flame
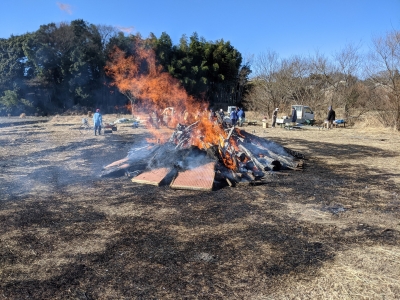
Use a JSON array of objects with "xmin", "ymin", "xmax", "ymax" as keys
[
  {"xmin": 235, "ymin": 128, "xmax": 245, "ymax": 138},
  {"xmin": 218, "ymin": 147, "xmax": 237, "ymax": 170},
  {"xmin": 229, "ymin": 137, "xmax": 240, "ymax": 152},
  {"xmin": 105, "ymin": 41, "xmax": 227, "ymax": 149}
]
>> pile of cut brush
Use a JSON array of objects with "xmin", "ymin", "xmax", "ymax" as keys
[{"xmin": 101, "ymin": 118, "xmax": 304, "ymax": 190}]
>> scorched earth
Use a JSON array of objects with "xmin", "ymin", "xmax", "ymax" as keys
[{"xmin": 0, "ymin": 115, "xmax": 399, "ymax": 299}]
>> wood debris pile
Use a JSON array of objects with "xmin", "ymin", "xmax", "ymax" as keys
[{"xmin": 102, "ymin": 116, "xmax": 304, "ymax": 190}]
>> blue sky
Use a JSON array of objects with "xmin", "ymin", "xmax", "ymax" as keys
[{"xmin": 1, "ymin": 0, "xmax": 399, "ymax": 59}]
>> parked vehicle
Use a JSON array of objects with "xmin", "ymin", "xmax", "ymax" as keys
[
  {"xmin": 227, "ymin": 106, "xmax": 237, "ymax": 114},
  {"xmin": 276, "ymin": 105, "xmax": 315, "ymax": 125}
]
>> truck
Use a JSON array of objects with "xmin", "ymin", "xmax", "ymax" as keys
[
  {"xmin": 276, "ymin": 105, "xmax": 315, "ymax": 126},
  {"xmin": 227, "ymin": 106, "xmax": 237, "ymax": 114}
]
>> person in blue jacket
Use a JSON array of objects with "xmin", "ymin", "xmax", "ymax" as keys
[
  {"xmin": 230, "ymin": 107, "xmax": 238, "ymax": 127},
  {"xmin": 237, "ymin": 107, "xmax": 245, "ymax": 127},
  {"xmin": 93, "ymin": 108, "xmax": 102, "ymax": 136}
]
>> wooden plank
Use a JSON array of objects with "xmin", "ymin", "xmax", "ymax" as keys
[
  {"xmin": 131, "ymin": 167, "xmax": 172, "ymax": 186},
  {"xmin": 170, "ymin": 162, "xmax": 215, "ymax": 191}
]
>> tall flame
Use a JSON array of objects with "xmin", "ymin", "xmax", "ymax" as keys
[{"xmin": 105, "ymin": 42, "xmax": 227, "ymax": 148}]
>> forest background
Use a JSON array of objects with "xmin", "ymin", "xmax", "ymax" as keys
[{"xmin": 0, "ymin": 19, "xmax": 399, "ymax": 130}]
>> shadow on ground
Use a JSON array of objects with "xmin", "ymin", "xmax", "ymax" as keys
[{"xmin": 0, "ymin": 131, "xmax": 399, "ymax": 298}]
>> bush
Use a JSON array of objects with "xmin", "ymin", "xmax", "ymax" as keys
[{"xmin": 0, "ymin": 90, "xmax": 34, "ymax": 116}]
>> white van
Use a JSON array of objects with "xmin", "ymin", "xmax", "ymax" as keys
[
  {"xmin": 276, "ymin": 105, "xmax": 315, "ymax": 125},
  {"xmin": 292, "ymin": 105, "xmax": 314, "ymax": 123},
  {"xmin": 227, "ymin": 106, "xmax": 237, "ymax": 114}
]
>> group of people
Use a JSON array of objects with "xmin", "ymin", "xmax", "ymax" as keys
[
  {"xmin": 211, "ymin": 107, "xmax": 245, "ymax": 127},
  {"xmin": 271, "ymin": 106, "xmax": 336, "ymax": 128},
  {"xmin": 91, "ymin": 105, "xmax": 337, "ymax": 135},
  {"xmin": 227, "ymin": 107, "xmax": 245, "ymax": 127}
]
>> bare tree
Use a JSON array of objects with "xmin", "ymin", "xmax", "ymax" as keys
[
  {"xmin": 304, "ymin": 52, "xmax": 332, "ymax": 115},
  {"xmin": 246, "ymin": 44, "xmax": 374, "ymax": 123},
  {"xmin": 277, "ymin": 56, "xmax": 319, "ymax": 107},
  {"xmin": 332, "ymin": 43, "xmax": 364, "ymax": 118},
  {"xmin": 366, "ymin": 29, "xmax": 400, "ymax": 130},
  {"xmin": 244, "ymin": 50, "xmax": 286, "ymax": 118},
  {"xmin": 244, "ymin": 78, "xmax": 273, "ymax": 117},
  {"xmin": 246, "ymin": 51, "xmax": 327, "ymax": 119},
  {"xmin": 96, "ymin": 24, "xmax": 120, "ymax": 51},
  {"xmin": 308, "ymin": 45, "xmax": 366, "ymax": 119}
]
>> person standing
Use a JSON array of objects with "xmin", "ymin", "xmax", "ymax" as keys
[
  {"xmin": 291, "ymin": 107, "xmax": 297, "ymax": 124},
  {"xmin": 271, "ymin": 108, "xmax": 279, "ymax": 127},
  {"xmin": 218, "ymin": 109, "xmax": 225, "ymax": 119},
  {"xmin": 237, "ymin": 107, "xmax": 244, "ymax": 127},
  {"xmin": 230, "ymin": 107, "xmax": 238, "ymax": 127},
  {"xmin": 93, "ymin": 108, "xmax": 102, "ymax": 136},
  {"xmin": 218, "ymin": 109, "xmax": 225, "ymax": 125},
  {"xmin": 327, "ymin": 106, "xmax": 336, "ymax": 129}
]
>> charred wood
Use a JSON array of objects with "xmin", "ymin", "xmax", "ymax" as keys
[{"xmin": 283, "ymin": 147, "xmax": 305, "ymax": 159}]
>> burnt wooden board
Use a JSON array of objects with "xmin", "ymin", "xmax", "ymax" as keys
[
  {"xmin": 170, "ymin": 162, "xmax": 215, "ymax": 191},
  {"xmin": 131, "ymin": 167, "xmax": 172, "ymax": 186}
]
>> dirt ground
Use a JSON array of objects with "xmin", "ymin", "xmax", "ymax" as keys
[{"xmin": 0, "ymin": 115, "xmax": 399, "ymax": 299}]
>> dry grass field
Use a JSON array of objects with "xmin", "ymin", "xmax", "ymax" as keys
[{"xmin": 0, "ymin": 114, "xmax": 399, "ymax": 299}]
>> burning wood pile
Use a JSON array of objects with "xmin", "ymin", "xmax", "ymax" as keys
[
  {"xmin": 103, "ymin": 44, "xmax": 303, "ymax": 190},
  {"xmin": 102, "ymin": 115, "xmax": 304, "ymax": 191}
]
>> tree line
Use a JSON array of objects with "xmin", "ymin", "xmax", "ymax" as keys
[
  {"xmin": 0, "ymin": 19, "xmax": 399, "ymax": 130},
  {"xmin": 245, "ymin": 30, "xmax": 400, "ymax": 130},
  {"xmin": 0, "ymin": 19, "xmax": 249, "ymax": 116}
]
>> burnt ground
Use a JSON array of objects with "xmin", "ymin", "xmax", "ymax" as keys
[{"xmin": 0, "ymin": 115, "xmax": 399, "ymax": 299}]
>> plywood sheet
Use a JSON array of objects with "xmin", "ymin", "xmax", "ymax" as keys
[
  {"xmin": 131, "ymin": 167, "xmax": 171, "ymax": 186},
  {"xmin": 170, "ymin": 162, "xmax": 215, "ymax": 191}
]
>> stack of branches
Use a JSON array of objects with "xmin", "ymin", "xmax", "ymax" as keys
[
  {"xmin": 168, "ymin": 121, "xmax": 199, "ymax": 149},
  {"xmin": 102, "ymin": 114, "xmax": 304, "ymax": 188},
  {"xmin": 213, "ymin": 127, "xmax": 303, "ymax": 185},
  {"xmin": 165, "ymin": 116, "xmax": 304, "ymax": 186}
]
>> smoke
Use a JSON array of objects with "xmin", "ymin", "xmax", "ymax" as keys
[
  {"xmin": 116, "ymin": 26, "xmax": 134, "ymax": 34},
  {"xmin": 127, "ymin": 142, "xmax": 153, "ymax": 161},
  {"xmin": 175, "ymin": 147, "xmax": 215, "ymax": 171},
  {"xmin": 125, "ymin": 138, "xmax": 216, "ymax": 174},
  {"xmin": 256, "ymin": 138, "xmax": 290, "ymax": 157},
  {"xmin": 57, "ymin": 2, "xmax": 73, "ymax": 14},
  {"xmin": 145, "ymin": 143, "xmax": 213, "ymax": 170}
]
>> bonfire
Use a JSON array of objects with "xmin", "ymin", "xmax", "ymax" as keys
[{"xmin": 101, "ymin": 43, "xmax": 304, "ymax": 190}]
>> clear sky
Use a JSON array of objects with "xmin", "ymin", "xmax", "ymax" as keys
[{"xmin": 1, "ymin": 0, "xmax": 399, "ymax": 60}]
